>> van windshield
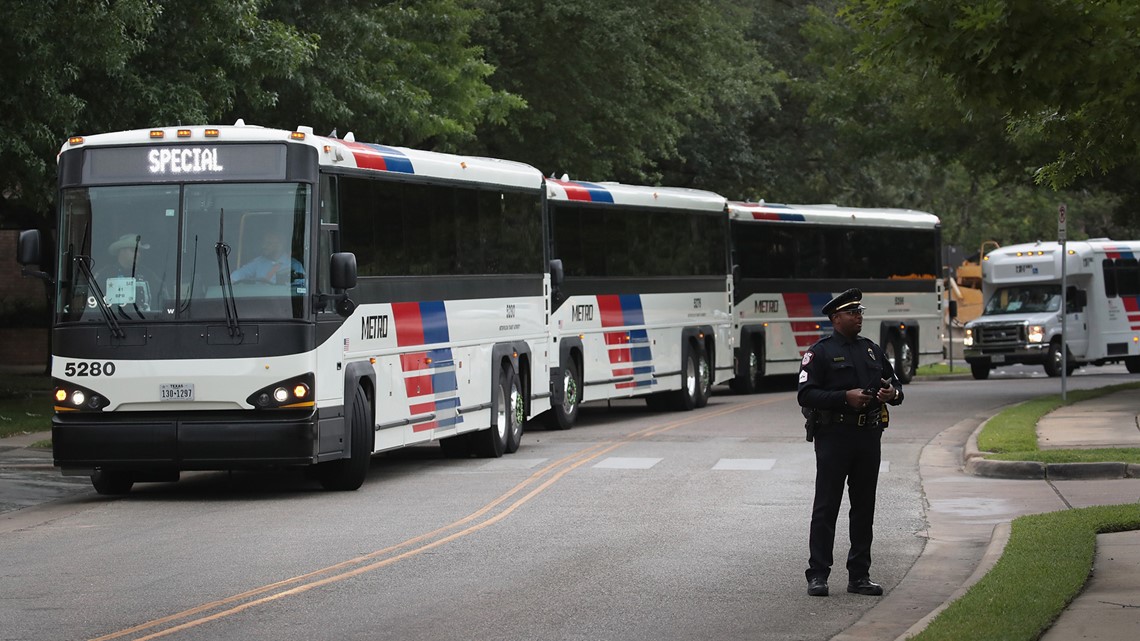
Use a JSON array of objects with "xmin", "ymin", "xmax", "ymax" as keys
[{"xmin": 982, "ymin": 285, "xmax": 1061, "ymax": 315}]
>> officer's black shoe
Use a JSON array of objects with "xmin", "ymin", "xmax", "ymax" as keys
[
  {"xmin": 847, "ymin": 578, "xmax": 883, "ymax": 596},
  {"xmin": 807, "ymin": 577, "xmax": 829, "ymax": 597}
]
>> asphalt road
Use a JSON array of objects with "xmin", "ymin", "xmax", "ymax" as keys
[{"xmin": 1, "ymin": 364, "xmax": 1134, "ymax": 641}]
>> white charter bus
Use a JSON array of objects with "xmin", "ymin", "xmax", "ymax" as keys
[
  {"xmin": 18, "ymin": 122, "xmax": 549, "ymax": 494},
  {"xmin": 726, "ymin": 202, "xmax": 943, "ymax": 390},
  {"xmin": 541, "ymin": 179, "xmax": 733, "ymax": 428}
]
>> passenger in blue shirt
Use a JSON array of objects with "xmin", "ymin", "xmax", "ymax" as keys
[{"xmin": 231, "ymin": 229, "xmax": 304, "ymax": 286}]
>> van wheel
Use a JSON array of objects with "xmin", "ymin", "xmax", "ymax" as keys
[
  {"xmin": 318, "ymin": 385, "xmax": 372, "ymax": 491},
  {"xmin": 1127, "ymin": 356, "xmax": 1140, "ymax": 374},
  {"xmin": 1044, "ymin": 341, "xmax": 1064, "ymax": 377},
  {"xmin": 91, "ymin": 470, "xmax": 134, "ymax": 495}
]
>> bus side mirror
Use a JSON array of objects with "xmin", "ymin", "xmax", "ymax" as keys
[
  {"xmin": 549, "ymin": 259, "xmax": 564, "ymax": 289},
  {"xmin": 330, "ymin": 252, "xmax": 357, "ymax": 317},
  {"xmin": 330, "ymin": 252, "xmax": 357, "ymax": 290},
  {"xmin": 17, "ymin": 229, "xmax": 41, "ymax": 266}
]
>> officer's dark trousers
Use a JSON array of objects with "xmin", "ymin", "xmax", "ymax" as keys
[{"xmin": 806, "ymin": 425, "xmax": 883, "ymax": 583}]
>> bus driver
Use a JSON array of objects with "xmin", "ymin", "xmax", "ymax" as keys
[{"xmin": 231, "ymin": 229, "xmax": 305, "ymax": 286}]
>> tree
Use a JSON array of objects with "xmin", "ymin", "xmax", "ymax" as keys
[
  {"xmin": 469, "ymin": 0, "xmax": 776, "ymax": 183},
  {"xmin": 839, "ymin": 0, "xmax": 1140, "ymax": 191}
]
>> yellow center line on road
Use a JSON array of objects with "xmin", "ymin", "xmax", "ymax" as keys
[{"xmin": 95, "ymin": 395, "xmax": 783, "ymax": 641}]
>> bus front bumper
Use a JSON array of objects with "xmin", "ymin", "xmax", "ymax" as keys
[{"xmin": 51, "ymin": 409, "xmax": 324, "ymax": 473}]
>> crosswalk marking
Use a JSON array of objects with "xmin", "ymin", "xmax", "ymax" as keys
[
  {"xmin": 593, "ymin": 457, "xmax": 662, "ymax": 470},
  {"xmin": 713, "ymin": 458, "xmax": 776, "ymax": 471}
]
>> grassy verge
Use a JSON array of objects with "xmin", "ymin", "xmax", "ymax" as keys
[
  {"xmin": 911, "ymin": 504, "xmax": 1140, "ymax": 641},
  {"xmin": 0, "ymin": 371, "xmax": 52, "ymax": 439},
  {"xmin": 915, "ymin": 363, "xmax": 970, "ymax": 377},
  {"xmin": 976, "ymin": 382, "xmax": 1140, "ymax": 462}
]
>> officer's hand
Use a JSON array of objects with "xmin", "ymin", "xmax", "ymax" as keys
[
  {"xmin": 875, "ymin": 379, "xmax": 896, "ymax": 402},
  {"xmin": 846, "ymin": 388, "xmax": 873, "ymax": 410}
]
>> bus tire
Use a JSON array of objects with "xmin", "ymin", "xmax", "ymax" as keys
[
  {"xmin": 695, "ymin": 345, "xmax": 712, "ymax": 408},
  {"xmin": 318, "ymin": 385, "xmax": 372, "ymax": 491},
  {"xmin": 91, "ymin": 470, "xmax": 134, "ymax": 495},
  {"xmin": 970, "ymin": 362, "xmax": 990, "ymax": 380},
  {"xmin": 477, "ymin": 366, "xmax": 512, "ymax": 458},
  {"xmin": 547, "ymin": 359, "xmax": 581, "ymax": 430},
  {"xmin": 887, "ymin": 335, "xmax": 915, "ymax": 384},
  {"xmin": 670, "ymin": 347, "xmax": 699, "ymax": 411},
  {"xmin": 505, "ymin": 369, "xmax": 524, "ymax": 454},
  {"xmin": 1127, "ymin": 356, "xmax": 1140, "ymax": 374},
  {"xmin": 731, "ymin": 346, "xmax": 762, "ymax": 394}
]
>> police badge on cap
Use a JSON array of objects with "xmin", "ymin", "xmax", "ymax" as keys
[{"xmin": 821, "ymin": 288, "xmax": 863, "ymax": 316}]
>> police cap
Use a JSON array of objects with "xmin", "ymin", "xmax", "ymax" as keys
[{"xmin": 821, "ymin": 288, "xmax": 864, "ymax": 316}]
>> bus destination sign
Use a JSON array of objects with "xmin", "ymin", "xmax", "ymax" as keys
[{"xmin": 81, "ymin": 144, "xmax": 288, "ymax": 184}]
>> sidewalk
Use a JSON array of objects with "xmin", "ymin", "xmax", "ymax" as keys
[{"xmin": 837, "ymin": 388, "xmax": 1140, "ymax": 641}]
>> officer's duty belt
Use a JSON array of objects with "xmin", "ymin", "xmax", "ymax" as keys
[{"xmin": 818, "ymin": 409, "xmax": 875, "ymax": 426}]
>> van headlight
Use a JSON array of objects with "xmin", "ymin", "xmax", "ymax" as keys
[
  {"xmin": 963, "ymin": 328, "xmax": 973, "ymax": 347},
  {"xmin": 1027, "ymin": 325, "xmax": 1045, "ymax": 343}
]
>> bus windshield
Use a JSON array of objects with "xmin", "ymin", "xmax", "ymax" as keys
[
  {"xmin": 982, "ymin": 285, "xmax": 1061, "ymax": 315},
  {"xmin": 57, "ymin": 182, "xmax": 310, "ymax": 323}
]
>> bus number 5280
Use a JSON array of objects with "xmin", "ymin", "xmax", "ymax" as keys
[{"xmin": 63, "ymin": 361, "xmax": 116, "ymax": 377}]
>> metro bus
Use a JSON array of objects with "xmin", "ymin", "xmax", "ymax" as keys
[
  {"xmin": 540, "ymin": 179, "xmax": 733, "ymax": 428},
  {"xmin": 17, "ymin": 122, "xmax": 549, "ymax": 494},
  {"xmin": 726, "ymin": 202, "xmax": 943, "ymax": 390}
]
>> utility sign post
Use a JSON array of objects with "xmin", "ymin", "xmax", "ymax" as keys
[{"xmin": 1059, "ymin": 203, "xmax": 1068, "ymax": 400}]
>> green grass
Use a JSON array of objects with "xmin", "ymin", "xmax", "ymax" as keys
[
  {"xmin": 977, "ymin": 382, "xmax": 1140, "ymax": 461},
  {"xmin": 911, "ymin": 504, "xmax": 1140, "ymax": 641},
  {"xmin": 0, "ymin": 371, "xmax": 52, "ymax": 439},
  {"xmin": 916, "ymin": 363, "xmax": 970, "ymax": 376}
]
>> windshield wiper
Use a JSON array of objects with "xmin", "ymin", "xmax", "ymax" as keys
[
  {"xmin": 214, "ymin": 208, "xmax": 242, "ymax": 338},
  {"xmin": 75, "ymin": 254, "xmax": 126, "ymax": 339}
]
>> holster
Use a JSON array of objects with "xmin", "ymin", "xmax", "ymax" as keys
[{"xmin": 801, "ymin": 407, "xmax": 818, "ymax": 442}]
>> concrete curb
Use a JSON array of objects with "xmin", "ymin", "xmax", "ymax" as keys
[
  {"xmin": 963, "ymin": 420, "xmax": 1136, "ymax": 480},
  {"xmin": 891, "ymin": 521, "xmax": 1011, "ymax": 641}
]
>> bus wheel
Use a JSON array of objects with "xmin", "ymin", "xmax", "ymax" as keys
[
  {"xmin": 695, "ymin": 346, "xmax": 712, "ymax": 408},
  {"xmin": 318, "ymin": 385, "xmax": 372, "ymax": 491},
  {"xmin": 731, "ymin": 348, "xmax": 761, "ymax": 394},
  {"xmin": 91, "ymin": 470, "xmax": 134, "ymax": 495},
  {"xmin": 887, "ymin": 336, "xmax": 915, "ymax": 384},
  {"xmin": 505, "ymin": 369, "xmax": 524, "ymax": 454},
  {"xmin": 670, "ymin": 347, "xmax": 699, "ymax": 411},
  {"xmin": 477, "ymin": 367, "xmax": 512, "ymax": 458},
  {"xmin": 1127, "ymin": 356, "xmax": 1140, "ymax": 374},
  {"xmin": 547, "ymin": 360, "xmax": 581, "ymax": 430},
  {"xmin": 969, "ymin": 362, "xmax": 990, "ymax": 380}
]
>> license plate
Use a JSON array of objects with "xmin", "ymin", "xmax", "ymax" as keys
[
  {"xmin": 991, "ymin": 354, "xmax": 1005, "ymax": 364},
  {"xmin": 160, "ymin": 383, "xmax": 194, "ymax": 401}
]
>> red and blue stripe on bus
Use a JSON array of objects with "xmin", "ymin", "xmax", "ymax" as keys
[
  {"xmin": 597, "ymin": 294, "xmax": 655, "ymax": 389},
  {"xmin": 1106, "ymin": 248, "xmax": 1140, "ymax": 330},
  {"xmin": 339, "ymin": 140, "xmax": 416, "ymax": 174},
  {"xmin": 393, "ymin": 301, "xmax": 462, "ymax": 431}
]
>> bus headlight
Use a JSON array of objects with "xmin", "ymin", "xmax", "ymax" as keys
[
  {"xmin": 963, "ymin": 328, "xmax": 973, "ymax": 347},
  {"xmin": 1027, "ymin": 325, "xmax": 1046, "ymax": 343},
  {"xmin": 53, "ymin": 379, "xmax": 110, "ymax": 412},
  {"xmin": 247, "ymin": 373, "xmax": 315, "ymax": 409}
]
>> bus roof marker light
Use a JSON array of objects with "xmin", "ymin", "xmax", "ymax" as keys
[
  {"xmin": 204, "ymin": 129, "xmax": 219, "ymax": 138},
  {"xmin": 149, "ymin": 130, "xmax": 164, "ymax": 139},
  {"xmin": 68, "ymin": 136, "xmax": 84, "ymax": 146},
  {"xmin": 177, "ymin": 129, "xmax": 191, "ymax": 138},
  {"xmin": 290, "ymin": 131, "xmax": 306, "ymax": 140}
]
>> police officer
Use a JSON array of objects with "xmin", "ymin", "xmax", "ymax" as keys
[{"xmin": 798, "ymin": 288, "xmax": 903, "ymax": 597}]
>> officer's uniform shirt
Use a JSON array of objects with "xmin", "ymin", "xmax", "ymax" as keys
[{"xmin": 797, "ymin": 331, "xmax": 904, "ymax": 418}]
